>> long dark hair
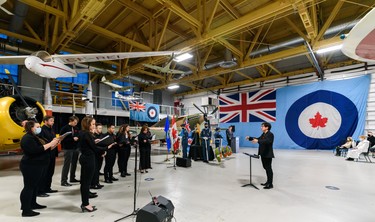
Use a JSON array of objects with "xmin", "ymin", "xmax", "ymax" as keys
[
  {"xmin": 81, "ymin": 116, "xmax": 94, "ymax": 132},
  {"xmin": 24, "ymin": 120, "xmax": 36, "ymax": 133},
  {"xmin": 24, "ymin": 120, "xmax": 46, "ymax": 144},
  {"xmin": 118, "ymin": 124, "xmax": 131, "ymax": 138}
]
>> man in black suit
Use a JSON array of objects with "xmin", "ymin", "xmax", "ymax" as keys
[
  {"xmin": 38, "ymin": 115, "xmax": 58, "ymax": 196},
  {"xmin": 246, "ymin": 122, "xmax": 274, "ymax": 189}
]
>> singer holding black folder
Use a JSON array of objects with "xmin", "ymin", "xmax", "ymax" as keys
[{"xmin": 246, "ymin": 122, "xmax": 274, "ymax": 189}]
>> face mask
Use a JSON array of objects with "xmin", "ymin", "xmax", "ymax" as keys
[
  {"xmin": 368, "ymin": 134, "xmax": 372, "ymax": 137},
  {"xmin": 34, "ymin": 127, "xmax": 42, "ymax": 135}
]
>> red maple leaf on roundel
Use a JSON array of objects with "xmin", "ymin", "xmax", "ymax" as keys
[{"xmin": 309, "ymin": 112, "xmax": 328, "ymax": 129}]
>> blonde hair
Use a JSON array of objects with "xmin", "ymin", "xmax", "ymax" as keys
[{"xmin": 359, "ymin": 135, "xmax": 367, "ymax": 140}]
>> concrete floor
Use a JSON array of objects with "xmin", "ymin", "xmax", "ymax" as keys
[{"xmin": 0, "ymin": 147, "xmax": 374, "ymax": 222}]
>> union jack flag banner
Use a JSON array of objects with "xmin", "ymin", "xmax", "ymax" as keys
[
  {"xmin": 219, "ymin": 89, "xmax": 276, "ymax": 123},
  {"xmin": 129, "ymin": 101, "xmax": 146, "ymax": 112},
  {"xmin": 129, "ymin": 101, "xmax": 159, "ymax": 122}
]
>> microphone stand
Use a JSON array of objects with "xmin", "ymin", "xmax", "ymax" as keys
[{"xmin": 114, "ymin": 140, "xmax": 139, "ymax": 221}]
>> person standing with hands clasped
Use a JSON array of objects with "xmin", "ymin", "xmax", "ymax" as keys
[
  {"xmin": 246, "ymin": 122, "xmax": 274, "ymax": 189},
  {"xmin": 19, "ymin": 121, "xmax": 59, "ymax": 217}
]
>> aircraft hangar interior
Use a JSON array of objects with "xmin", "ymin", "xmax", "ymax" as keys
[{"xmin": 1, "ymin": 0, "xmax": 375, "ymax": 221}]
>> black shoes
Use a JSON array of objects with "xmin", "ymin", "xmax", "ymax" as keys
[
  {"xmin": 111, "ymin": 177, "xmax": 119, "ymax": 181},
  {"xmin": 120, "ymin": 172, "xmax": 126, "ymax": 177},
  {"xmin": 22, "ymin": 210, "xmax": 40, "ymax": 217},
  {"xmin": 70, "ymin": 178, "xmax": 80, "ymax": 183},
  {"xmin": 32, "ymin": 204, "xmax": 47, "ymax": 209},
  {"xmin": 37, "ymin": 193, "xmax": 49, "ymax": 197},
  {"xmin": 263, "ymin": 184, "xmax": 274, "ymax": 189},
  {"xmin": 125, "ymin": 173, "xmax": 131, "ymax": 176},
  {"xmin": 90, "ymin": 185, "xmax": 102, "ymax": 189},
  {"xmin": 81, "ymin": 205, "xmax": 97, "ymax": 213},
  {"xmin": 61, "ymin": 182, "xmax": 72, "ymax": 187},
  {"xmin": 261, "ymin": 183, "xmax": 268, "ymax": 186},
  {"xmin": 46, "ymin": 189, "xmax": 58, "ymax": 193},
  {"xmin": 104, "ymin": 179, "xmax": 113, "ymax": 184},
  {"xmin": 89, "ymin": 193, "xmax": 98, "ymax": 198}
]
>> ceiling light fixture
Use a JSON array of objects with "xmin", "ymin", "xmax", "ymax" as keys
[
  {"xmin": 316, "ymin": 44, "xmax": 342, "ymax": 54},
  {"xmin": 167, "ymin": 85, "xmax": 180, "ymax": 89},
  {"xmin": 174, "ymin": 53, "xmax": 193, "ymax": 62}
]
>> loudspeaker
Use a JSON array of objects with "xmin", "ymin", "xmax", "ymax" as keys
[
  {"xmin": 136, "ymin": 196, "xmax": 174, "ymax": 222},
  {"xmin": 176, "ymin": 157, "xmax": 191, "ymax": 167}
]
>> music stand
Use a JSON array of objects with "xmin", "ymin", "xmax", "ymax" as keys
[
  {"xmin": 242, "ymin": 152, "xmax": 259, "ymax": 190},
  {"xmin": 167, "ymin": 152, "xmax": 177, "ymax": 170},
  {"xmin": 114, "ymin": 141, "xmax": 139, "ymax": 222}
]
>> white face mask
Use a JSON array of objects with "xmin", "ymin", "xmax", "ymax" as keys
[{"xmin": 34, "ymin": 127, "xmax": 42, "ymax": 135}]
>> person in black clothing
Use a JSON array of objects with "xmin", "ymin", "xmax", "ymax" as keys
[
  {"xmin": 226, "ymin": 126, "xmax": 234, "ymax": 148},
  {"xmin": 60, "ymin": 116, "xmax": 80, "ymax": 186},
  {"xmin": 103, "ymin": 124, "xmax": 118, "ymax": 183},
  {"xmin": 94, "ymin": 123, "xmax": 105, "ymax": 175},
  {"xmin": 117, "ymin": 124, "xmax": 132, "ymax": 177},
  {"xmin": 78, "ymin": 116, "xmax": 98, "ymax": 213},
  {"xmin": 246, "ymin": 122, "xmax": 275, "ymax": 189},
  {"xmin": 38, "ymin": 115, "xmax": 58, "ymax": 197},
  {"xmin": 91, "ymin": 124, "xmax": 116, "ymax": 188},
  {"xmin": 91, "ymin": 123, "xmax": 105, "ymax": 189},
  {"xmin": 20, "ymin": 121, "xmax": 59, "ymax": 217},
  {"xmin": 138, "ymin": 125, "xmax": 152, "ymax": 173}
]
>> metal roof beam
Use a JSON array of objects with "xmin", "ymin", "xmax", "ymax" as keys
[{"xmin": 145, "ymin": 36, "xmax": 341, "ymax": 91}]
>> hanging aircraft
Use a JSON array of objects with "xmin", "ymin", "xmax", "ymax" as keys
[
  {"xmin": 114, "ymin": 91, "xmax": 141, "ymax": 101},
  {"xmin": 101, "ymin": 76, "xmax": 134, "ymax": 92},
  {"xmin": 0, "ymin": 69, "xmax": 45, "ymax": 152},
  {"xmin": 341, "ymin": 7, "xmax": 375, "ymax": 62},
  {"xmin": 0, "ymin": 50, "xmax": 175, "ymax": 78},
  {"xmin": 143, "ymin": 56, "xmax": 185, "ymax": 74}
]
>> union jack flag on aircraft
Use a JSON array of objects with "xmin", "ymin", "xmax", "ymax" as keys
[
  {"xmin": 219, "ymin": 89, "xmax": 276, "ymax": 123},
  {"xmin": 129, "ymin": 101, "xmax": 146, "ymax": 112}
]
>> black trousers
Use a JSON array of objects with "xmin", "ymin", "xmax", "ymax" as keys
[
  {"xmin": 261, "ymin": 157, "xmax": 273, "ymax": 185},
  {"xmin": 118, "ymin": 146, "xmax": 131, "ymax": 173},
  {"xmin": 43, "ymin": 154, "xmax": 56, "ymax": 192},
  {"xmin": 20, "ymin": 162, "xmax": 47, "ymax": 212},
  {"xmin": 91, "ymin": 153, "xmax": 100, "ymax": 186},
  {"xmin": 104, "ymin": 148, "xmax": 117, "ymax": 179},
  {"xmin": 79, "ymin": 154, "xmax": 95, "ymax": 206},
  {"xmin": 139, "ymin": 148, "xmax": 151, "ymax": 170}
]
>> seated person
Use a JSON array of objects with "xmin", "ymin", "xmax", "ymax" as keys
[
  {"xmin": 335, "ymin": 137, "xmax": 354, "ymax": 156},
  {"xmin": 367, "ymin": 131, "xmax": 375, "ymax": 157},
  {"xmin": 346, "ymin": 135, "xmax": 370, "ymax": 161}
]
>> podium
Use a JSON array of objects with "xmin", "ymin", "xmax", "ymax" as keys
[{"xmin": 242, "ymin": 152, "xmax": 259, "ymax": 190}]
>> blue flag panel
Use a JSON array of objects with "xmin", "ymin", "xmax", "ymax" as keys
[{"xmin": 219, "ymin": 75, "xmax": 370, "ymax": 149}]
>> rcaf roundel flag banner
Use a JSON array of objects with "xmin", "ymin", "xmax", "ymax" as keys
[{"xmin": 219, "ymin": 75, "xmax": 370, "ymax": 149}]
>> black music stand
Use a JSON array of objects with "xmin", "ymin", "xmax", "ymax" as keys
[
  {"xmin": 242, "ymin": 152, "xmax": 259, "ymax": 190},
  {"xmin": 167, "ymin": 152, "xmax": 177, "ymax": 170},
  {"xmin": 114, "ymin": 142, "xmax": 139, "ymax": 222}
]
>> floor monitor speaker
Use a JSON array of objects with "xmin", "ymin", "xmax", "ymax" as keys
[{"xmin": 136, "ymin": 196, "xmax": 174, "ymax": 222}]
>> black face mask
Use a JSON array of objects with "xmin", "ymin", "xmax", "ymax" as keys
[{"xmin": 368, "ymin": 134, "xmax": 372, "ymax": 137}]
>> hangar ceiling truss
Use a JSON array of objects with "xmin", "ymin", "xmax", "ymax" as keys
[{"xmin": 0, "ymin": 0, "xmax": 374, "ymax": 95}]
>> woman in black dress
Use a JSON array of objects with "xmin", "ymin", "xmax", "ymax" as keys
[
  {"xmin": 117, "ymin": 124, "xmax": 132, "ymax": 177},
  {"xmin": 78, "ymin": 116, "xmax": 98, "ymax": 212},
  {"xmin": 20, "ymin": 121, "xmax": 59, "ymax": 217},
  {"xmin": 138, "ymin": 125, "xmax": 151, "ymax": 173}
]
